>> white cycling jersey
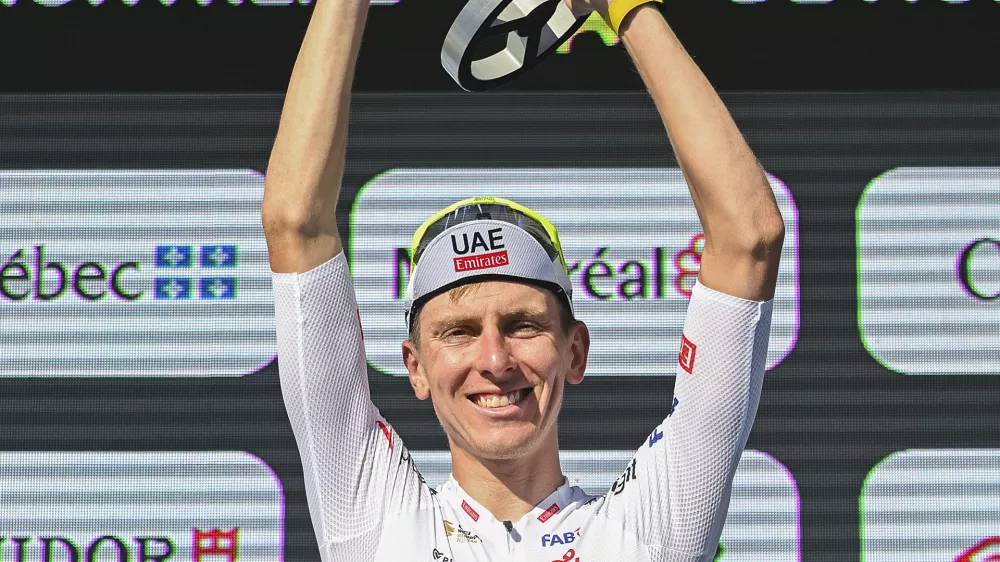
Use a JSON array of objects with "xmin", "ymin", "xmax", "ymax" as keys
[{"xmin": 272, "ymin": 252, "xmax": 772, "ymax": 562}]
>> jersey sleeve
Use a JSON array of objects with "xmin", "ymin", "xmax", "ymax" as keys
[
  {"xmin": 600, "ymin": 280, "xmax": 772, "ymax": 562},
  {"xmin": 272, "ymin": 252, "xmax": 433, "ymax": 560}
]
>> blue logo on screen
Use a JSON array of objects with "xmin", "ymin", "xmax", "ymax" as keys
[
  {"xmin": 155, "ymin": 278, "xmax": 192, "ymax": 300},
  {"xmin": 154, "ymin": 244, "xmax": 239, "ymax": 301},
  {"xmin": 201, "ymin": 245, "xmax": 238, "ymax": 268},
  {"xmin": 200, "ymin": 277, "xmax": 237, "ymax": 300},
  {"xmin": 156, "ymin": 245, "xmax": 193, "ymax": 268}
]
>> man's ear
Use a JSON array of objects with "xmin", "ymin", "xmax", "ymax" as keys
[
  {"xmin": 565, "ymin": 321, "xmax": 590, "ymax": 385},
  {"xmin": 402, "ymin": 339, "xmax": 431, "ymax": 400}
]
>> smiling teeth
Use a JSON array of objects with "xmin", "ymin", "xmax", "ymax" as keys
[{"xmin": 475, "ymin": 390, "xmax": 526, "ymax": 409}]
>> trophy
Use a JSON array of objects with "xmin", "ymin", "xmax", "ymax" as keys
[{"xmin": 442, "ymin": 0, "xmax": 589, "ymax": 91}]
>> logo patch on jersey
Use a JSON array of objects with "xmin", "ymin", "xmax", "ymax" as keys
[
  {"xmin": 610, "ymin": 458, "xmax": 637, "ymax": 496},
  {"xmin": 647, "ymin": 427, "xmax": 663, "ymax": 448},
  {"xmin": 461, "ymin": 499, "xmax": 480, "ymax": 522},
  {"xmin": 431, "ymin": 548, "xmax": 453, "ymax": 561},
  {"xmin": 678, "ymin": 333, "xmax": 697, "ymax": 374},
  {"xmin": 375, "ymin": 420, "xmax": 392, "ymax": 450},
  {"xmin": 442, "ymin": 520, "xmax": 480, "ymax": 544},
  {"xmin": 537, "ymin": 503, "xmax": 561, "ymax": 523},
  {"xmin": 541, "ymin": 530, "xmax": 578, "ymax": 547}
]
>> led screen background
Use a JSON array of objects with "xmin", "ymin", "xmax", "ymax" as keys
[{"xmin": 1, "ymin": 89, "xmax": 999, "ymax": 561}]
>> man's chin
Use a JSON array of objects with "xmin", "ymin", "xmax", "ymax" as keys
[
  {"xmin": 462, "ymin": 426, "xmax": 540, "ymax": 461},
  {"xmin": 469, "ymin": 441, "xmax": 533, "ymax": 462}
]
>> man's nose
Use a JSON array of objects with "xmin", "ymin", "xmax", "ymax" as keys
[{"xmin": 475, "ymin": 324, "xmax": 515, "ymax": 379}]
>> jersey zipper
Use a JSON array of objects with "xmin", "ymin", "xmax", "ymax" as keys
[{"xmin": 503, "ymin": 520, "xmax": 515, "ymax": 560}]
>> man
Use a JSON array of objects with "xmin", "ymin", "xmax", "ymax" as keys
[{"xmin": 262, "ymin": 0, "xmax": 784, "ymax": 559}]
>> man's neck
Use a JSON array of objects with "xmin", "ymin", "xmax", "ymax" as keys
[{"xmin": 449, "ymin": 434, "xmax": 566, "ymax": 523}]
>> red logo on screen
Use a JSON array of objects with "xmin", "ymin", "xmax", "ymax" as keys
[
  {"xmin": 454, "ymin": 250, "xmax": 509, "ymax": 272},
  {"xmin": 678, "ymin": 334, "xmax": 696, "ymax": 374},
  {"xmin": 537, "ymin": 503, "xmax": 560, "ymax": 523},
  {"xmin": 376, "ymin": 420, "xmax": 393, "ymax": 450},
  {"xmin": 461, "ymin": 500, "xmax": 480, "ymax": 521},
  {"xmin": 955, "ymin": 537, "xmax": 1000, "ymax": 561},
  {"xmin": 193, "ymin": 528, "xmax": 238, "ymax": 562}
]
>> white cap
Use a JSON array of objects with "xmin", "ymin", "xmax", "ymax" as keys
[{"xmin": 404, "ymin": 219, "xmax": 575, "ymax": 329}]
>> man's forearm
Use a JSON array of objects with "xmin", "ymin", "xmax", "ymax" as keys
[
  {"xmin": 263, "ymin": 0, "xmax": 369, "ymax": 273},
  {"xmin": 619, "ymin": 6, "xmax": 783, "ymax": 300}
]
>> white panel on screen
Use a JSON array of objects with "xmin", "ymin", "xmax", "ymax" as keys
[
  {"xmin": 862, "ymin": 449, "xmax": 1000, "ymax": 562},
  {"xmin": 350, "ymin": 168, "xmax": 800, "ymax": 377},
  {"xmin": 0, "ymin": 451, "xmax": 284, "ymax": 561},
  {"xmin": 858, "ymin": 167, "xmax": 1000, "ymax": 375},
  {"xmin": 411, "ymin": 449, "xmax": 801, "ymax": 561},
  {"xmin": 0, "ymin": 170, "xmax": 276, "ymax": 377}
]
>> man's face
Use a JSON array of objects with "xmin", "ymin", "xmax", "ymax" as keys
[{"xmin": 402, "ymin": 281, "xmax": 589, "ymax": 461}]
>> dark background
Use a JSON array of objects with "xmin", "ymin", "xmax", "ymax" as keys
[
  {"xmin": 2, "ymin": 0, "xmax": 1000, "ymax": 91},
  {"xmin": 1, "ymin": 1, "xmax": 1000, "ymax": 561}
]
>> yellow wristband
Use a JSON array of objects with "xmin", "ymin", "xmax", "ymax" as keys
[{"xmin": 604, "ymin": 0, "xmax": 663, "ymax": 35}]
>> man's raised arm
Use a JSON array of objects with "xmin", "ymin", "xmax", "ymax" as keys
[
  {"xmin": 262, "ymin": 0, "xmax": 369, "ymax": 273},
  {"xmin": 619, "ymin": 5, "xmax": 784, "ymax": 300},
  {"xmin": 580, "ymin": 5, "xmax": 782, "ymax": 560},
  {"xmin": 261, "ymin": 3, "xmax": 436, "ymax": 557}
]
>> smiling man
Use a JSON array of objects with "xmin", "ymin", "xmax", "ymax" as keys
[{"xmin": 262, "ymin": 0, "xmax": 784, "ymax": 560}]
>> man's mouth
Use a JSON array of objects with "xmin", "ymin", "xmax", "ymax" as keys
[{"xmin": 471, "ymin": 388, "xmax": 531, "ymax": 409}]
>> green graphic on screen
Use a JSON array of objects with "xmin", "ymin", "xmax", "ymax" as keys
[{"xmin": 556, "ymin": 12, "xmax": 619, "ymax": 54}]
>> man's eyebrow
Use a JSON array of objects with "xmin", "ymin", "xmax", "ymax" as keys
[
  {"xmin": 426, "ymin": 313, "xmax": 474, "ymax": 329},
  {"xmin": 427, "ymin": 307, "xmax": 550, "ymax": 329},
  {"xmin": 497, "ymin": 307, "xmax": 551, "ymax": 322}
]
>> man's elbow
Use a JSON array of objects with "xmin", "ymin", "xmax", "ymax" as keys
[
  {"xmin": 747, "ymin": 208, "xmax": 785, "ymax": 266},
  {"xmin": 716, "ymin": 199, "xmax": 785, "ymax": 262},
  {"xmin": 261, "ymin": 203, "xmax": 343, "ymax": 273},
  {"xmin": 704, "ymin": 212, "xmax": 784, "ymax": 301},
  {"xmin": 261, "ymin": 175, "xmax": 333, "ymax": 241},
  {"xmin": 261, "ymin": 202, "xmax": 315, "ymax": 243}
]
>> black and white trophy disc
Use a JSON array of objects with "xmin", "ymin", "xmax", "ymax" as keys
[{"xmin": 442, "ymin": 0, "xmax": 589, "ymax": 92}]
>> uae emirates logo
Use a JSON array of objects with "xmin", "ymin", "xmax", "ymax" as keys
[
  {"xmin": 537, "ymin": 503, "xmax": 560, "ymax": 523},
  {"xmin": 461, "ymin": 500, "xmax": 480, "ymax": 522},
  {"xmin": 454, "ymin": 250, "xmax": 509, "ymax": 272}
]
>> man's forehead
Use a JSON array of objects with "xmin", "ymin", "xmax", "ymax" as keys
[{"xmin": 423, "ymin": 281, "xmax": 556, "ymax": 317}]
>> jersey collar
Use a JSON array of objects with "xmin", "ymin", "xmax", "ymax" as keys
[{"xmin": 439, "ymin": 474, "xmax": 577, "ymax": 529}]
